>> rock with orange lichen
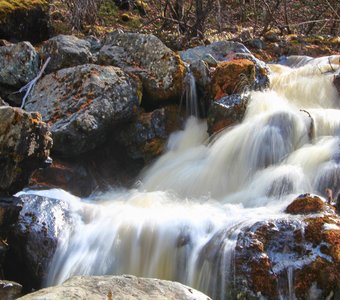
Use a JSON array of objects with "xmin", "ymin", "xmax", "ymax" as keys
[
  {"xmin": 100, "ymin": 31, "xmax": 186, "ymax": 106},
  {"xmin": 232, "ymin": 194, "xmax": 340, "ymax": 299},
  {"xmin": 211, "ymin": 59, "xmax": 256, "ymax": 100},
  {"xmin": 286, "ymin": 194, "xmax": 327, "ymax": 215},
  {"xmin": 25, "ymin": 64, "xmax": 140, "ymax": 156},
  {"xmin": 0, "ymin": 106, "xmax": 52, "ymax": 196}
]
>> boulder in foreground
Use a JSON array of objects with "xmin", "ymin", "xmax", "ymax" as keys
[{"xmin": 18, "ymin": 275, "xmax": 211, "ymax": 300}]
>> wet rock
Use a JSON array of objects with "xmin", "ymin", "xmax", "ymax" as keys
[
  {"xmin": 0, "ymin": 1, "xmax": 50, "ymax": 43},
  {"xmin": 9, "ymin": 193, "xmax": 72, "ymax": 289},
  {"xmin": 116, "ymin": 106, "xmax": 184, "ymax": 162},
  {"xmin": 207, "ymin": 94, "xmax": 249, "ymax": 135},
  {"xmin": 0, "ymin": 196, "xmax": 23, "ymax": 230},
  {"xmin": 40, "ymin": 35, "xmax": 93, "ymax": 73},
  {"xmin": 180, "ymin": 41, "xmax": 269, "ymax": 115},
  {"xmin": 101, "ymin": 31, "xmax": 186, "ymax": 106},
  {"xmin": 0, "ymin": 41, "xmax": 39, "ymax": 87},
  {"xmin": 0, "ymin": 107, "xmax": 52, "ymax": 196},
  {"xmin": 0, "ymin": 280, "xmax": 22, "ymax": 300},
  {"xmin": 286, "ymin": 194, "xmax": 327, "ymax": 215},
  {"xmin": 233, "ymin": 196, "xmax": 340, "ymax": 300},
  {"xmin": 25, "ymin": 64, "xmax": 140, "ymax": 156},
  {"xmin": 18, "ymin": 275, "xmax": 211, "ymax": 300},
  {"xmin": 29, "ymin": 141, "xmax": 144, "ymax": 197},
  {"xmin": 211, "ymin": 59, "xmax": 255, "ymax": 100}
]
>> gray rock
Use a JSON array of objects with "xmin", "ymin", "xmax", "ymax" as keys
[
  {"xmin": 11, "ymin": 193, "xmax": 72, "ymax": 288},
  {"xmin": 41, "ymin": 35, "xmax": 93, "ymax": 73},
  {"xmin": 18, "ymin": 275, "xmax": 211, "ymax": 300},
  {"xmin": 0, "ymin": 41, "xmax": 39, "ymax": 87},
  {"xmin": 25, "ymin": 64, "xmax": 140, "ymax": 156},
  {"xmin": 207, "ymin": 94, "xmax": 250, "ymax": 135},
  {"xmin": 0, "ymin": 280, "xmax": 22, "ymax": 300},
  {"xmin": 0, "ymin": 107, "xmax": 52, "ymax": 196},
  {"xmin": 179, "ymin": 41, "xmax": 251, "ymax": 64},
  {"xmin": 116, "ymin": 107, "xmax": 183, "ymax": 161},
  {"xmin": 101, "ymin": 31, "xmax": 185, "ymax": 105}
]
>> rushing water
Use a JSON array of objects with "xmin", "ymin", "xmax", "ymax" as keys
[{"xmin": 22, "ymin": 56, "xmax": 340, "ymax": 299}]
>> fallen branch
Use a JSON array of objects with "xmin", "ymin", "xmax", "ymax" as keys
[{"xmin": 19, "ymin": 57, "xmax": 51, "ymax": 109}]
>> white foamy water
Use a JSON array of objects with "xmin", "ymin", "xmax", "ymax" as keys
[{"xmin": 20, "ymin": 56, "xmax": 340, "ymax": 299}]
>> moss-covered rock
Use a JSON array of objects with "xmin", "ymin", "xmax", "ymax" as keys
[
  {"xmin": 101, "ymin": 31, "xmax": 186, "ymax": 107},
  {"xmin": 0, "ymin": 0, "xmax": 50, "ymax": 43}
]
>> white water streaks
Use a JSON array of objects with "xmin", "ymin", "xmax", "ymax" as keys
[{"xmin": 21, "ymin": 55, "xmax": 340, "ymax": 299}]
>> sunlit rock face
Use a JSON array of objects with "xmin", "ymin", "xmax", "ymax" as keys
[
  {"xmin": 18, "ymin": 275, "xmax": 211, "ymax": 300},
  {"xmin": 25, "ymin": 64, "xmax": 140, "ymax": 156},
  {"xmin": 100, "ymin": 31, "xmax": 186, "ymax": 106},
  {"xmin": 0, "ymin": 107, "xmax": 52, "ymax": 196}
]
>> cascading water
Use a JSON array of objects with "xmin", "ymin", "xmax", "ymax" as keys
[
  {"xmin": 180, "ymin": 65, "xmax": 199, "ymax": 117},
  {"xmin": 21, "ymin": 56, "xmax": 340, "ymax": 299}
]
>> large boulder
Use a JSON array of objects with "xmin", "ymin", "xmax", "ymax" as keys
[
  {"xmin": 40, "ymin": 35, "xmax": 93, "ymax": 73},
  {"xmin": 18, "ymin": 275, "xmax": 211, "ymax": 300},
  {"xmin": 0, "ymin": 0, "xmax": 50, "ymax": 43},
  {"xmin": 25, "ymin": 64, "xmax": 141, "ymax": 156},
  {"xmin": 233, "ymin": 194, "xmax": 340, "ymax": 299},
  {"xmin": 8, "ymin": 193, "xmax": 72, "ymax": 289},
  {"xmin": 0, "ymin": 107, "xmax": 52, "ymax": 196},
  {"xmin": 99, "ymin": 31, "xmax": 186, "ymax": 105},
  {"xmin": 0, "ymin": 41, "xmax": 39, "ymax": 88}
]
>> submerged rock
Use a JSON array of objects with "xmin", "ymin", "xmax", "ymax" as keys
[
  {"xmin": 0, "ymin": 107, "xmax": 52, "ymax": 196},
  {"xmin": 40, "ymin": 35, "xmax": 93, "ymax": 73},
  {"xmin": 8, "ymin": 193, "xmax": 72, "ymax": 289},
  {"xmin": 100, "ymin": 31, "xmax": 186, "ymax": 106},
  {"xmin": 25, "ymin": 64, "xmax": 140, "ymax": 156},
  {"xmin": 233, "ymin": 195, "xmax": 340, "ymax": 300},
  {"xmin": 18, "ymin": 275, "xmax": 211, "ymax": 300}
]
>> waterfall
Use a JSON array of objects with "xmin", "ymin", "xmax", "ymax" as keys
[
  {"xmin": 21, "ymin": 55, "xmax": 340, "ymax": 299},
  {"xmin": 180, "ymin": 66, "xmax": 199, "ymax": 117}
]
